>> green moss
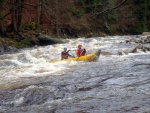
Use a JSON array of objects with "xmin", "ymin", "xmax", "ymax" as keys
[
  {"xmin": 22, "ymin": 22, "xmax": 36, "ymax": 30},
  {"xmin": 0, "ymin": 36, "xmax": 33, "ymax": 49}
]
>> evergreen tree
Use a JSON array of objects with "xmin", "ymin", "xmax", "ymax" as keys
[
  {"xmin": 133, "ymin": 0, "xmax": 148, "ymax": 33},
  {"xmin": 147, "ymin": 0, "xmax": 150, "ymax": 31}
]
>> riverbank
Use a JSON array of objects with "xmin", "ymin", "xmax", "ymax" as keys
[
  {"xmin": 0, "ymin": 28, "xmax": 109, "ymax": 55},
  {"xmin": 0, "ymin": 30, "xmax": 150, "ymax": 55}
]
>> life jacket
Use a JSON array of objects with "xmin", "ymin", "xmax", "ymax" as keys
[
  {"xmin": 76, "ymin": 48, "xmax": 86, "ymax": 57},
  {"xmin": 61, "ymin": 51, "xmax": 69, "ymax": 60}
]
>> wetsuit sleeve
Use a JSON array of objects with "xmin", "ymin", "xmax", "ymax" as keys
[{"xmin": 83, "ymin": 49, "xmax": 86, "ymax": 54}]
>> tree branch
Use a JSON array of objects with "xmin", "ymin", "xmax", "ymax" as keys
[
  {"xmin": 22, "ymin": 0, "xmax": 46, "ymax": 7},
  {"xmin": 93, "ymin": 0, "xmax": 127, "ymax": 16},
  {"xmin": 2, "ymin": 0, "xmax": 47, "ymax": 19}
]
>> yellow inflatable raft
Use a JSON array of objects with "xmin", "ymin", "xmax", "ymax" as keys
[{"xmin": 49, "ymin": 49, "xmax": 101, "ymax": 63}]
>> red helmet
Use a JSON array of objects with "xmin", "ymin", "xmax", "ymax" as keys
[{"xmin": 78, "ymin": 44, "xmax": 82, "ymax": 48}]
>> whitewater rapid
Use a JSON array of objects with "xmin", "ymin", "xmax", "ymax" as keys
[{"xmin": 0, "ymin": 35, "xmax": 150, "ymax": 113}]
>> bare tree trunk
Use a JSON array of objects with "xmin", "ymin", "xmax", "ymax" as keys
[
  {"xmin": 18, "ymin": 0, "xmax": 24, "ymax": 31},
  {"xmin": 0, "ymin": 18, "xmax": 7, "ymax": 35},
  {"xmin": 36, "ymin": 0, "xmax": 45, "ymax": 26},
  {"xmin": 55, "ymin": 0, "xmax": 59, "ymax": 36},
  {"xmin": 0, "ymin": 0, "xmax": 7, "ymax": 35},
  {"xmin": 12, "ymin": 0, "xmax": 18, "ymax": 32},
  {"xmin": 12, "ymin": 0, "xmax": 24, "ymax": 32},
  {"xmin": 40, "ymin": 0, "xmax": 44, "ymax": 25},
  {"xmin": 36, "ymin": 0, "xmax": 41, "ymax": 26}
]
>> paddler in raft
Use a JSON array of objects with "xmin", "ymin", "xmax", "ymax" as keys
[
  {"xmin": 76, "ymin": 44, "xmax": 86, "ymax": 57},
  {"xmin": 61, "ymin": 47, "xmax": 74, "ymax": 60}
]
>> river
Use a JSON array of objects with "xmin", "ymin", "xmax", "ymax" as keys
[{"xmin": 0, "ymin": 35, "xmax": 150, "ymax": 113}]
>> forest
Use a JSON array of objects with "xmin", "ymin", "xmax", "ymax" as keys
[{"xmin": 0, "ymin": 0, "xmax": 150, "ymax": 49}]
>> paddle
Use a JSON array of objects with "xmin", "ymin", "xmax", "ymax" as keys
[
  {"xmin": 79, "ymin": 48, "xmax": 86, "ymax": 56},
  {"xmin": 76, "ymin": 48, "xmax": 86, "ymax": 60},
  {"xmin": 68, "ymin": 50, "xmax": 75, "ymax": 58}
]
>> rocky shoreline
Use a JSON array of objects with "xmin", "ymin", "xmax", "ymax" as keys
[
  {"xmin": 0, "ymin": 32, "xmax": 150, "ymax": 55},
  {"xmin": 0, "ymin": 33, "xmax": 66, "ymax": 55}
]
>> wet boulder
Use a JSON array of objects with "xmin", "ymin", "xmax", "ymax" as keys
[
  {"xmin": 37, "ymin": 34, "xmax": 65, "ymax": 46},
  {"xmin": 101, "ymin": 51, "xmax": 112, "ymax": 56},
  {"xmin": 123, "ymin": 45, "xmax": 150, "ymax": 54},
  {"xmin": 0, "ymin": 46, "xmax": 4, "ymax": 55},
  {"xmin": 123, "ymin": 47, "xmax": 137, "ymax": 55},
  {"xmin": 125, "ymin": 36, "xmax": 150, "ymax": 44},
  {"xmin": 0, "ymin": 44, "xmax": 18, "ymax": 55},
  {"xmin": 142, "ymin": 32, "xmax": 150, "ymax": 36},
  {"xmin": 136, "ymin": 45, "xmax": 150, "ymax": 52}
]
